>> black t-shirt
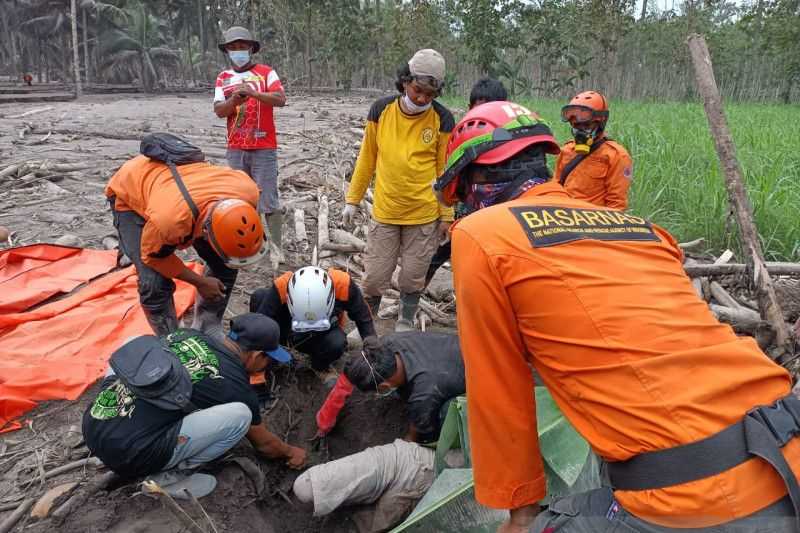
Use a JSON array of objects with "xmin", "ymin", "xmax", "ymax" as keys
[
  {"xmin": 387, "ymin": 332, "xmax": 465, "ymax": 443},
  {"xmin": 82, "ymin": 330, "xmax": 260, "ymax": 478}
]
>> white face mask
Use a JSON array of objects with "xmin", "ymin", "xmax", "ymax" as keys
[
  {"xmin": 402, "ymin": 93, "xmax": 432, "ymax": 114},
  {"xmin": 228, "ymin": 50, "xmax": 251, "ymax": 68}
]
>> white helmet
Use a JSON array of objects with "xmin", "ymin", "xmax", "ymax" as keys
[{"xmin": 286, "ymin": 266, "xmax": 336, "ymax": 332}]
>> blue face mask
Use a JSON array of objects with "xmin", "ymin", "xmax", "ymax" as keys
[{"xmin": 228, "ymin": 50, "xmax": 251, "ymax": 68}]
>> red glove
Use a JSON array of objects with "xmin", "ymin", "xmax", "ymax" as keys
[{"xmin": 315, "ymin": 374, "xmax": 354, "ymax": 437}]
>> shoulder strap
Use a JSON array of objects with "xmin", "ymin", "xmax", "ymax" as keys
[
  {"xmin": 559, "ymin": 138, "xmax": 608, "ymax": 186},
  {"xmin": 167, "ymin": 162, "xmax": 199, "ymax": 221}
]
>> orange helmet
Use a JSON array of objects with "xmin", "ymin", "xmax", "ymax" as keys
[
  {"xmin": 204, "ymin": 199, "xmax": 266, "ymax": 268},
  {"xmin": 561, "ymin": 91, "xmax": 609, "ymax": 125}
]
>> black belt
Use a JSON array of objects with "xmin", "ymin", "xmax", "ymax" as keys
[{"xmin": 608, "ymin": 394, "xmax": 800, "ymax": 523}]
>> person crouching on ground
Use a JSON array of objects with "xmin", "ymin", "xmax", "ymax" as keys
[
  {"xmin": 344, "ymin": 332, "xmax": 464, "ymax": 444},
  {"xmin": 106, "ymin": 147, "xmax": 265, "ymax": 338},
  {"xmin": 250, "ymin": 266, "xmax": 377, "ymax": 385},
  {"xmin": 83, "ymin": 313, "xmax": 307, "ymax": 499},
  {"xmin": 342, "ymin": 49, "xmax": 455, "ymax": 332}
]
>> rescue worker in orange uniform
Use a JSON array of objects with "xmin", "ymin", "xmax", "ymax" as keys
[
  {"xmin": 249, "ymin": 266, "xmax": 376, "ymax": 380},
  {"xmin": 553, "ymin": 91, "xmax": 632, "ymax": 210},
  {"xmin": 106, "ymin": 152, "xmax": 265, "ymax": 338},
  {"xmin": 434, "ymin": 101, "xmax": 799, "ymax": 532}
]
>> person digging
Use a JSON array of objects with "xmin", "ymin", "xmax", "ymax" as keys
[
  {"xmin": 344, "ymin": 332, "xmax": 464, "ymax": 444},
  {"xmin": 83, "ymin": 313, "xmax": 307, "ymax": 499}
]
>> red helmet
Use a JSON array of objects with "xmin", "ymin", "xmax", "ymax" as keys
[
  {"xmin": 204, "ymin": 199, "xmax": 267, "ymax": 268},
  {"xmin": 561, "ymin": 91, "xmax": 609, "ymax": 125},
  {"xmin": 433, "ymin": 101, "xmax": 559, "ymax": 206}
]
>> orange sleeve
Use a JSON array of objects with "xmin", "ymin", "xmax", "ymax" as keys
[
  {"xmin": 140, "ymin": 220, "xmax": 187, "ymax": 278},
  {"xmin": 451, "ymin": 228, "xmax": 546, "ymax": 510},
  {"xmin": 552, "ymin": 151, "xmax": 565, "ymax": 184},
  {"xmin": 605, "ymin": 149, "xmax": 633, "ymax": 210}
]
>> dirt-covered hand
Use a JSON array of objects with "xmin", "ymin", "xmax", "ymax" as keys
[
  {"xmin": 342, "ymin": 204, "xmax": 358, "ymax": 227},
  {"xmin": 285, "ymin": 445, "xmax": 308, "ymax": 470},
  {"xmin": 197, "ymin": 276, "xmax": 226, "ymax": 301}
]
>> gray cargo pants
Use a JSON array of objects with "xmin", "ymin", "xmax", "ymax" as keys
[{"xmin": 531, "ymin": 487, "xmax": 795, "ymax": 532}]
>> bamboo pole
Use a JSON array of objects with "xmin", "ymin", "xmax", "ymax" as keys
[{"xmin": 687, "ymin": 34, "xmax": 790, "ymax": 358}]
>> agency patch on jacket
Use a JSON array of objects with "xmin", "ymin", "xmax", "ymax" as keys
[{"xmin": 509, "ymin": 205, "xmax": 659, "ymax": 247}]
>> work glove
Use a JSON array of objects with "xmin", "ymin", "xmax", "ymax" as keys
[{"xmin": 342, "ymin": 204, "xmax": 358, "ymax": 227}]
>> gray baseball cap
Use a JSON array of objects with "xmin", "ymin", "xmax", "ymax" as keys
[
  {"xmin": 408, "ymin": 49, "xmax": 445, "ymax": 91},
  {"xmin": 218, "ymin": 26, "xmax": 261, "ymax": 54},
  {"xmin": 110, "ymin": 336, "xmax": 193, "ymax": 411}
]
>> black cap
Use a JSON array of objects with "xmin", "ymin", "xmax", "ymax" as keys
[{"xmin": 228, "ymin": 313, "xmax": 292, "ymax": 363}]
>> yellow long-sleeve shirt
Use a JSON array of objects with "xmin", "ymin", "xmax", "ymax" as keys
[{"xmin": 346, "ymin": 95, "xmax": 455, "ymax": 224}]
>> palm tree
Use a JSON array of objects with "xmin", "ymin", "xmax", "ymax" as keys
[{"xmin": 98, "ymin": 0, "xmax": 179, "ymax": 91}]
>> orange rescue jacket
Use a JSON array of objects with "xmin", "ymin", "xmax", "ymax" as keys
[
  {"xmin": 450, "ymin": 182, "xmax": 798, "ymax": 527},
  {"xmin": 553, "ymin": 138, "xmax": 632, "ymax": 210},
  {"xmin": 105, "ymin": 155, "xmax": 259, "ymax": 278}
]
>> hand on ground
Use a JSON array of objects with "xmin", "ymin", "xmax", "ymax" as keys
[{"xmin": 285, "ymin": 445, "xmax": 308, "ymax": 470}]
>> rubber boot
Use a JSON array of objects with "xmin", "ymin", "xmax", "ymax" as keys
[
  {"xmin": 143, "ymin": 299, "xmax": 179, "ymax": 338},
  {"xmin": 365, "ymin": 295, "xmax": 382, "ymax": 317},
  {"xmin": 267, "ymin": 212, "xmax": 283, "ymax": 271},
  {"xmin": 395, "ymin": 292, "xmax": 420, "ymax": 332}
]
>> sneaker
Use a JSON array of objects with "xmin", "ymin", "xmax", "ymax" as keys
[
  {"xmin": 394, "ymin": 319, "xmax": 414, "ymax": 332},
  {"xmin": 146, "ymin": 471, "xmax": 217, "ymax": 499}
]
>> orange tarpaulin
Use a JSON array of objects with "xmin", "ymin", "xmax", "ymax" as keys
[
  {"xmin": 0, "ymin": 244, "xmax": 118, "ymax": 313},
  {"xmin": 0, "ymin": 244, "xmax": 199, "ymax": 432}
]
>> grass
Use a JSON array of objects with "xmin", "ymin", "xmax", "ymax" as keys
[{"xmin": 440, "ymin": 97, "xmax": 800, "ymax": 261}]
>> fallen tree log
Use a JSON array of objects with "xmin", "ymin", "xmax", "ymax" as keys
[
  {"xmin": 684, "ymin": 263, "xmax": 800, "ymax": 277},
  {"xmin": 709, "ymin": 303, "xmax": 764, "ymax": 333}
]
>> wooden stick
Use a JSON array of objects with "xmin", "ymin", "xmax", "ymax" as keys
[
  {"xmin": 709, "ymin": 281, "xmax": 745, "ymax": 311},
  {"xmin": 2, "ymin": 106, "xmax": 54, "ymax": 120},
  {"xmin": 317, "ymin": 194, "xmax": 332, "ymax": 269},
  {"xmin": 329, "ymin": 229, "xmax": 366, "ymax": 252},
  {"xmin": 709, "ymin": 304, "xmax": 764, "ymax": 333},
  {"xmin": 684, "ymin": 262, "xmax": 800, "ymax": 277},
  {"xmin": 20, "ymin": 457, "xmax": 103, "ymax": 486},
  {"xmin": 140, "ymin": 481, "xmax": 206, "ymax": 533},
  {"xmin": 678, "ymin": 237, "xmax": 705, "ymax": 250},
  {"xmin": 0, "ymin": 498, "xmax": 34, "ymax": 533},
  {"xmin": 688, "ymin": 34, "xmax": 790, "ymax": 356},
  {"xmin": 293, "ymin": 208, "xmax": 307, "ymax": 244}
]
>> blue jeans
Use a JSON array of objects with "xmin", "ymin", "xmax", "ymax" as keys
[
  {"xmin": 163, "ymin": 402, "xmax": 252, "ymax": 471},
  {"xmin": 227, "ymin": 148, "xmax": 279, "ymax": 214}
]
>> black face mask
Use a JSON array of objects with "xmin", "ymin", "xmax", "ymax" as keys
[{"xmin": 572, "ymin": 125, "xmax": 598, "ymax": 154}]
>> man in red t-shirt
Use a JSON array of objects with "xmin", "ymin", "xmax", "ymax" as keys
[{"xmin": 214, "ymin": 26, "xmax": 286, "ymax": 270}]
